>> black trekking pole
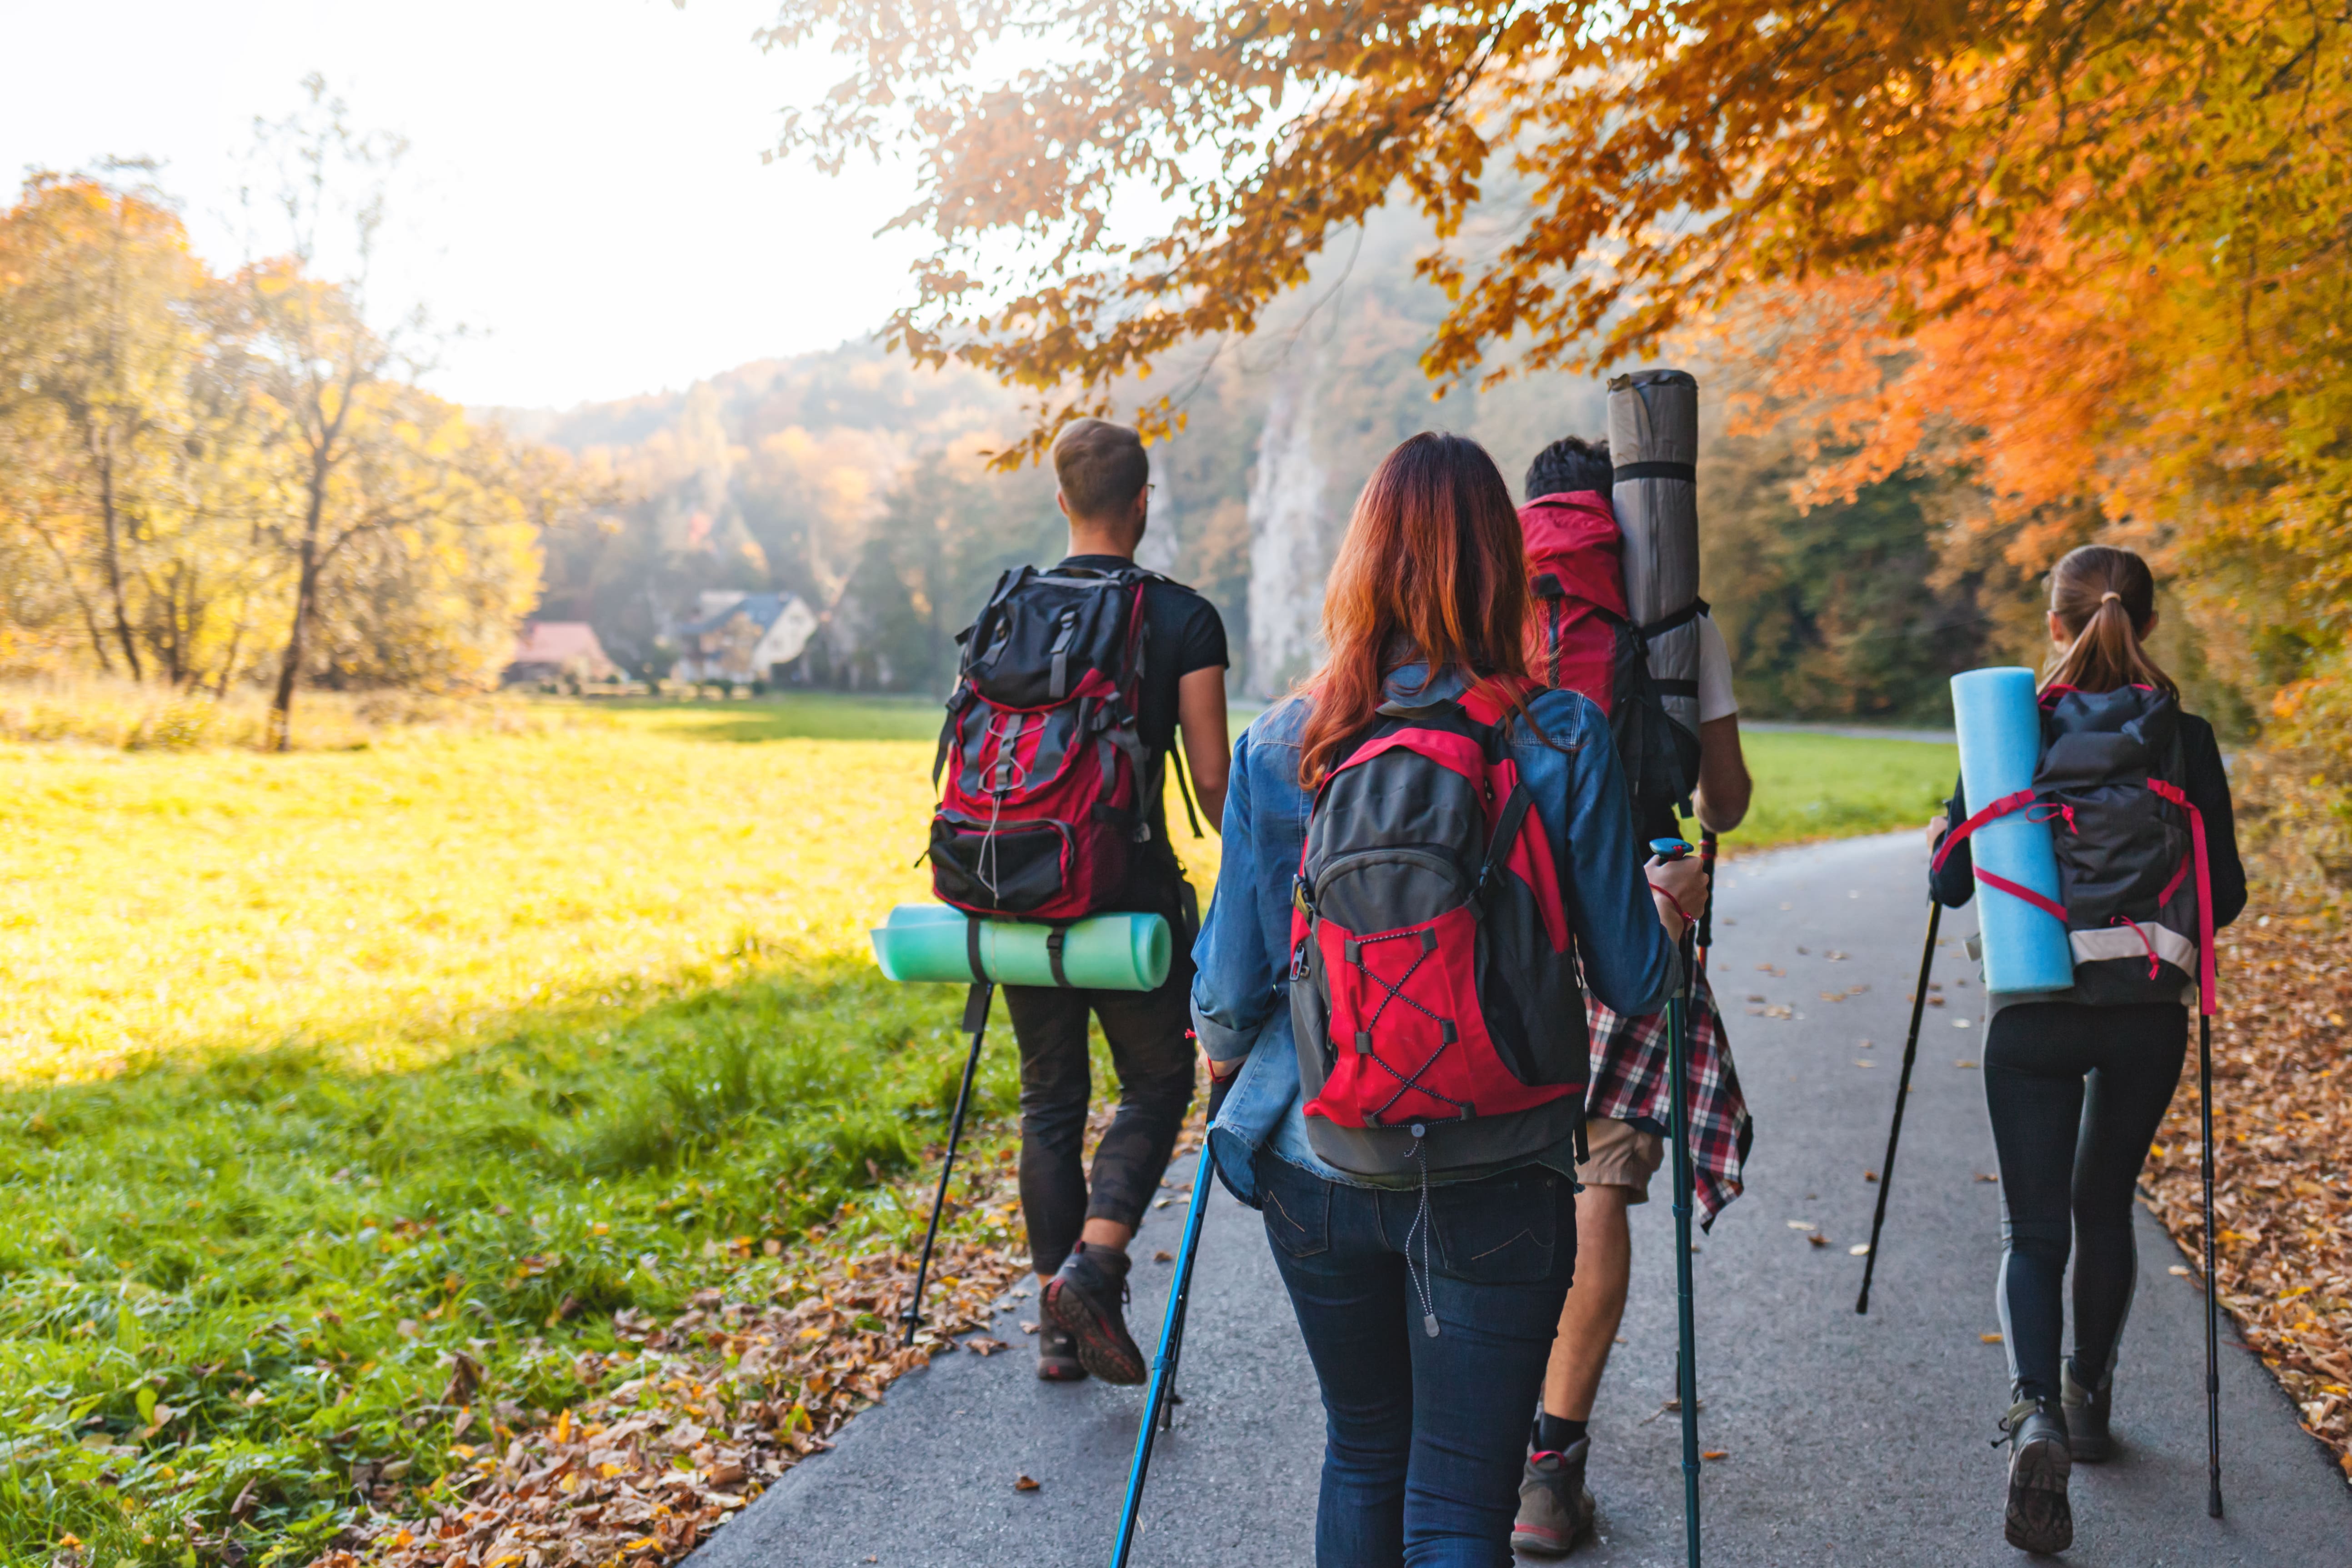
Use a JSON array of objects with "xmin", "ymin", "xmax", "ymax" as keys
[
  {"xmin": 2200, "ymin": 1008, "xmax": 2223, "ymax": 1518},
  {"xmin": 1855, "ymin": 901, "xmax": 1942, "ymax": 1314},
  {"xmin": 1695, "ymin": 829, "xmax": 1719, "ymax": 976},
  {"xmin": 900, "ymin": 980, "xmax": 994, "ymax": 1348},
  {"xmin": 1109, "ymin": 1154, "xmax": 1214, "ymax": 1567},
  {"xmin": 1650, "ymin": 836, "xmax": 1703, "ymax": 1568}
]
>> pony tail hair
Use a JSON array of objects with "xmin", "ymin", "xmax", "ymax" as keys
[{"xmin": 2042, "ymin": 544, "xmax": 2179, "ymax": 696}]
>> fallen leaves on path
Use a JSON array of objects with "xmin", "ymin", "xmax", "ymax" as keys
[
  {"xmin": 2141, "ymin": 909, "xmax": 2352, "ymax": 1480},
  {"xmin": 317, "ymin": 1229, "xmax": 1029, "ymax": 1568},
  {"xmin": 320, "ymin": 1100, "xmax": 1212, "ymax": 1568}
]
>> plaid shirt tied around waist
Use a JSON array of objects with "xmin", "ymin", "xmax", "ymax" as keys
[{"xmin": 1583, "ymin": 964, "xmax": 1752, "ymax": 1229}]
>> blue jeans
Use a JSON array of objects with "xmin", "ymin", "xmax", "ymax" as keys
[{"xmin": 1257, "ymin": 1148, "xmax": 1577, "ymax": 1568}]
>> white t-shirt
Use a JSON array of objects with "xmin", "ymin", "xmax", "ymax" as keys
[{"xmin": 1697, "ymin": 613, "xmax": 1738, "ymax": 723}]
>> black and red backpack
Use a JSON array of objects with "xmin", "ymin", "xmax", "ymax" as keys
[
  {"xmin": 1932, "ymin": 684, "xmax": 2215, "ymax": 1010},
  {"xmin": 929, "ymin": 564, "xmax": 1156, "ymax": 922},
  {"xmin": 1519, "ymin": 491, "xmax": 1701, "ymax": 842},
  {"xmin": 1287, "ymin": 680, "xmax": 1588, "ymax": 1180}
]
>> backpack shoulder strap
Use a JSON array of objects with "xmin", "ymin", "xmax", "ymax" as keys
[
  {"xmin": 1474, "ymin": 786, "xmax": 1537, "ymax": 910},
  {"xmin": 2147, "ymin": 778, "xmax": 2217, "ymax": 1016},
  {"xmin": 1166, "ymin": 740, "xmax": 1206, "ymax": 838}
]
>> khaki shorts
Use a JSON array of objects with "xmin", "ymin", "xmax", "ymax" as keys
[{"xmin": 1577, "ymin": 1115, "xmax": 1665, "ymax": 1203}]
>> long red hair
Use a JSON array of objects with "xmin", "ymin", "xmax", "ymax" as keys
[{"xmin": 1298, "ymin": 433, "xmax": 1536, "ymax": 787}]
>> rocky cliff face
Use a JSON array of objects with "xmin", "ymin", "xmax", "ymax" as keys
[{"xmin": 1245, "ymin": 372, "xmax": 1331, "ymax": 699}]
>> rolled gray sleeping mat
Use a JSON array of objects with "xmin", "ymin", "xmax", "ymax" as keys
[{"xmin": 1606, "ymin": 369, "xmax": 1703, "ymax": 742}]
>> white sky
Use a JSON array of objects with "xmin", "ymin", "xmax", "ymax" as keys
[{"xmin": 0, "ymin": 0, "xmax": 931, "ymax": 411}]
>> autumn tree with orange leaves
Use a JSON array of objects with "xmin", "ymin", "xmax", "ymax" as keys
[{"xmin": 764, "ymin": 0, "xmax": 2352, "ymax": 858}]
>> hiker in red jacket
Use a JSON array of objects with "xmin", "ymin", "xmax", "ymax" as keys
[{"xmin": 1511, "ymin": 434, "xmax": 1755, "ymax": 1557}]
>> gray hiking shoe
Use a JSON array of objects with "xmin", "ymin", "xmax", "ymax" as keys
[
  {"xmin": 1511, "ymin": 1438, "xmax": 1596, "ymax": 1558},
  {"xmin": 2061, "ymin": 1359, "xmax": 2113, "ymax": 1462},
  {"xmin": 1998, "ymin": 1396, "xmax": 2074, "ymax": 1555},
  {"xmin": 1036, "ymin": 1321, "xmax": 1086, "ymax": 1383}
]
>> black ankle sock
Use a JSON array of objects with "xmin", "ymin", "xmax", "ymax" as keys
[{"xmin": 1536, "ymin": 1413, "xmax": 1587, "ymax": 1453}]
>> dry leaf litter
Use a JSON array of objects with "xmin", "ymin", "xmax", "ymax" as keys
[{"xmin": 2141, "ymin": 910, "xmax": 2352, "ymax": 1480}]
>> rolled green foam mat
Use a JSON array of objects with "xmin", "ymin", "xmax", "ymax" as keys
[{"xmin": 869, "ymin": 904, "xmax": 1171, "ymax": 992}]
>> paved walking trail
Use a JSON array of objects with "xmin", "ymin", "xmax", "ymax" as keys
[{"xmin": 699, "ymin": 834, "xmax": 2350, "ymax": 1567}]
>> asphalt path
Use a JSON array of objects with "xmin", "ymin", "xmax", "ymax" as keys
[{"xmin": 699, "ymin": 832, "xmax": 2350, "ymax": 1567}]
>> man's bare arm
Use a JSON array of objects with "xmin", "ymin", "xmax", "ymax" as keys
[
  {"xmin": 1176, "ymin": 665, "xmax": 1231, "ymax": 829},
  {"xmin": 1694, "ymin": 713, "xmax": 1751, "ymax": 834}
]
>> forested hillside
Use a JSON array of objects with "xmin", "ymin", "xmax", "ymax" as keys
[{"xmin": 516, "ymin": 210, "xmax": 2055, "ymax": 721}]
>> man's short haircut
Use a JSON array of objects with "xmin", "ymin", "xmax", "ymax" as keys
[
  {"xmin": 1524, "ymin": 435, "xmax": 1612, "ymax": 501},
  {"xmin": 1052, "ymin": 418, "xmax": 1151, "ymax": 521}
]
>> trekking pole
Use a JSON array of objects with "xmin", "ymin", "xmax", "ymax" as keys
[
  {"xmin": 1650, "ymin": 836, "xmax": 1703, "ymax": 1568},
  {"xmin": 1696, "ymin": 829, "xmax": 1719, "ymax": 976},
  {"xmin": 2200, "ymin": 1008, "xmax": 2223, "ymax": 1518},
  {"xmin": 900, "ymin": 980, "xmax": 993, "ymax": 1348},
  {"xmin": 1855, "ymin": 901, "xmax": 1942, "ymax": 1314},
  {"xmin": 1110, "ymin": 1155, "xmax": 1214, "ymax": 1568}
]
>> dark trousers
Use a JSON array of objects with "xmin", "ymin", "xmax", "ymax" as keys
[
  {"xmin": 1003, "ymin": 934, "xmax": 1195, "ymax": 1277},
  {"xmin": 1984, "ymin": 1001, "xmax": 2188, "ymax": 1402},
  {"xmin": 1256, "ymin": 1147, "xmax": 1577, "ymax": 1568}
]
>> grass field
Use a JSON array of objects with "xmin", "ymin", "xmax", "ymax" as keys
[{"xmin": 0, "ymin": 696, "xmax": 1952, "ymax": 1568}]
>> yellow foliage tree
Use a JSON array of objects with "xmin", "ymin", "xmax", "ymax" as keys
[{"xmin": 0, "ymin": 170, "xmax": 241, "ymax": 682}]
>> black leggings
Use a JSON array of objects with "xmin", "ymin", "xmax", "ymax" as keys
[
  {"xmin": 1984, "ymin": 1002, "xmax": 2187, "ymax": 1402},
  {"xmin": 1003, "ymin": 951, "xmax": 1196, "ymax": 1277}
]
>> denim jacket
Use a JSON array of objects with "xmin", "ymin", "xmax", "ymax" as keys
[{"xmin": 1191, "ymin": 664, "xmax": 1682, "ymax": 1206}]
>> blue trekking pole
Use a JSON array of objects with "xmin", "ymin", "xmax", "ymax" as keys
[
  {"xmin": 1651, "ymin": 836, "xmax": 1704, "ymax": 1568},
  {"xmin": 1109, "ymin": 1154, "xmax": 1213, "ymax": 1567}
]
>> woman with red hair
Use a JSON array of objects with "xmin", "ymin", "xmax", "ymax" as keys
[{"xmin": 1191, "ymin": 432, "xmax": 1701, "ymax": 1565}]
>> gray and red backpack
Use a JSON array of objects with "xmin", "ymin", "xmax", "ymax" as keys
[
  {"xmin": 1932, "ymin": 684, "xmax": 2216, "ymax": 1009},
  {"xmin": 1287, "ymin": 679, "xmax": 1589, "ymax": 1179},
  {"xmin": 929, "ymin": 564, "xmax": 1158, "ymax": 924}
]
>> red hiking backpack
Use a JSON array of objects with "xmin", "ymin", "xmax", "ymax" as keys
[
  {"xmin": 930, "ymin": 564, "xmax": 1155, "ymax": 924},
  {"xmin": 1520, "ymin": 490, "xmax": 1703, "ymax": 841},
  {"xmin": 1931, "ymin": 684, "xmax": 2215, "ymax": 1012},
  {"xmin": 1287, "ymin": 681, "xmax": 1588, "ymax": 1180}
]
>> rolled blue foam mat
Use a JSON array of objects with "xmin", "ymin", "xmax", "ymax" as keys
[
  {"xmin": 1950, "ymin": 667, "xmax": 2072, "ymax": 992},
  {"xmin": 870, "ymin": 904, "xmax": 1171, "ymax": 992}
]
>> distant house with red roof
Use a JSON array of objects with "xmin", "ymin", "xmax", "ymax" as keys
[
  {"xmin": 669, "ymin": 592, "xmax": 819, "ymax": 685},
  {"xmin": 506, "ymin": 621, "xmax": 621, "ymax": 684}
]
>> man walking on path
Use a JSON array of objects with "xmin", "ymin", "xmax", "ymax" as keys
[
  {"xmin": 1004, "ymin": 419, "xmax": 1231, "ymax": 1387},
  {"xmin": 1513, "ymin": 435, "xmax": 1756, "ymax": 1557}
]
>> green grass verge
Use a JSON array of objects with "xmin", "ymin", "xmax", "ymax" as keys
[
  {"xmin": 0, "ymin": 701, "xmax": 1949, "ymax": 1568},
  {"xmin": 0, "ymin": 952, "xmax": 1014, "ymax": 1568},
  {"xmin": 1731, "ymin": 730, "xmax": 1955, "ymax": 848}
]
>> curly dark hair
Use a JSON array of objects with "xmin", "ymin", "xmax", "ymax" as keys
[{"xmin": 1524, "ymin": 435, "xmax": 1612, "ymax": 502}]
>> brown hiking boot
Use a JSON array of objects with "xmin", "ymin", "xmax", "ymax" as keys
[
  {"xmin": 1511, "ymin": 1438, "xmax": 1596, "ymax": 1557},
  {"xmin": 1043, "ymin": 1243, "xmax": 1146, "ymax": 1385}
]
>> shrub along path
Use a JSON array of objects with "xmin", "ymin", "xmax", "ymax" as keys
[{"xmin": 704, "ymin": 833, "xmax": 2351, "ymax": 1568}]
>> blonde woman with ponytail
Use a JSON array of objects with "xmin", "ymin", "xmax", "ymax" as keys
[{"xmin": 1927, "ymin": 546, "xmax": 2246, "ymax": 1555}]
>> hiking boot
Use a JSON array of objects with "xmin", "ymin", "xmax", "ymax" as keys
[
  {"xmin": 1043, "ymin": 1243, "xmax": 1146, "ymax": 1385},
  {"xmin": 1036, "ymin": 1321, "xmax": 1086, "ymax": 1383},
  {"xmin": 1998, "ymin": 1396, "xmax": 2073, "ymax": 1555},
  {"xmin": 2061, "ymin": 1359, "xmax": 2113, "ymax": 1462},
  {"xmin": 1511, "ymin": 1438, "xmax": 1596, "ymax": 1557}
]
